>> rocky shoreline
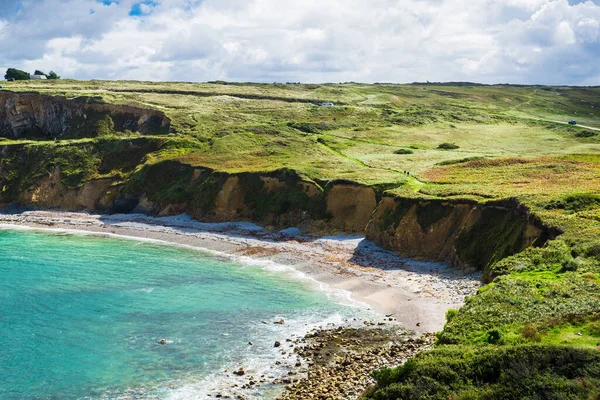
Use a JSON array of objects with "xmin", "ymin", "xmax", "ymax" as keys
[
  {"xmin": 278, "ymin": 324, "xmax": 434, "ymax": 400},
  {"xmin": 201, "ymin": 317, "xmax": 434, "ymax": 400}
]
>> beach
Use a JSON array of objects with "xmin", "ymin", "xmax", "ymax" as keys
[{"xmin": 0, "ymin": 210, "xmax": 481, "ymax": 334}]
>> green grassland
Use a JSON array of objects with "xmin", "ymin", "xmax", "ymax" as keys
[{"xmin": 2, "ymin": 80, "xmax": 600, "ymax": 398}]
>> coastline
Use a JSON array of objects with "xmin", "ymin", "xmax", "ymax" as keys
[{"xmin": 0, "ymin": 210, "xmax": 481, "ymax": 333}]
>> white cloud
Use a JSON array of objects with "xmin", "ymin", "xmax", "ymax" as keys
[
  {"xmin": 576, "ymin": 18, "xmax": 600, "ymax": 42},
  {"xmin": 0, "ymin": 0, "xmax": 599, "ymax": 84},
  {"xmin": 138, "ymin": 3, "xmax": 154, "ymax": 15}
]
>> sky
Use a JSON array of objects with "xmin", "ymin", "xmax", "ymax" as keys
[{"xmin": 1, "ymin": 0, "xmax": 599, "ymax": 84}]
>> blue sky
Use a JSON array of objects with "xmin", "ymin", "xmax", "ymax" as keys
[{"xmin": 1, "ymin": 0, "xmax": 600, "ymax": 84}]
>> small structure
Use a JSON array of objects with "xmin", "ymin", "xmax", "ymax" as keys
[
  {"xmin": 568, "ymin": 120, "xmax": 577, "ymax": 125},
  {"xmin": 319, "ymin": 102, "xmax": 334, "ymax": 107},
  {"xmin": 29, "ymin": 74, "xmax": 47, "ymax": 80}
]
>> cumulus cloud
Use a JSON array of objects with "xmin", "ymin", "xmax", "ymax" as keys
[{"xmin": 1, "ymin": 0, "xmax": 599, "ymax": 84}]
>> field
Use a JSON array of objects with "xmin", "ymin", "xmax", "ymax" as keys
[
  {"xmin": 2, "ymin": 80, "xmax": 600, "ymax": 398},
  {"xmin": 2, "ymin": 80, "xmax": 599, "ymax": 186}
]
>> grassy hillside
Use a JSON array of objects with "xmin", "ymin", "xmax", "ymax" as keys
[
  {"xmin": 2, "ymin": 80, "xmax": 598, "ymax": 185},
  {"xmin": 1, "ymin": 80, "xmax": 600, "ymax": 398}
]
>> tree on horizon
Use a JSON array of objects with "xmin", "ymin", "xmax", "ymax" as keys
[{"xmin": 4, "ymin": 68, "xmax": 30, "ymax": 81}]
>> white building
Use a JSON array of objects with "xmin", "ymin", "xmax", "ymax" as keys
[{"xmin": 29, "ymin": 74, "xmax": 47, "ymax": 80}]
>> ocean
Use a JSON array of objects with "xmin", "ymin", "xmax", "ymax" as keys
[{"xmin": 0, "ymin": 228, "xmax": 367, "ymax": 399}]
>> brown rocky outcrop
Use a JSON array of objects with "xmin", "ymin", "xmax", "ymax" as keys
[
  {"xmin": 366, "ymin": 196, "xmax": 558, "ymax": 276},
  {"xmin": 0, "ymin": 92, "xmax": 170, "ymax": 139},
  {"xmin": 17, "ymin": 166, "xmax": 118, "ymax": 210},
  {"xmin": 326, "ymin": 183, "xmax": 377, "ymax": 232}
]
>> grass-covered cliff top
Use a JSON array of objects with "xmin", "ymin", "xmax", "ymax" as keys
[
  {"xmin": 2, "ymin": 80, "xmax": 599, "ymax": 188},
  {"xmin": 2, "ymin": 80, "xmax": 600, "ymax": 398}
]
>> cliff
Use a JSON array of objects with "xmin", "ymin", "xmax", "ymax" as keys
[
  {"xmin": 0, "ymin": 138, "xmax": 558, "ymax": 276},
  {"xmin": 365, "ymin": 196, "xmax": 559, "ymax": 279},
  {"xmin": 0, "ymin": 92, "xmax": 171, "ymax": 139}
]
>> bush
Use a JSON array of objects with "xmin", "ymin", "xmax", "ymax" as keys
[
  {"xmin": 445, "ymin": 308, "xmax": 459, "ymax": 324},
  {"xmin": 522, "ymin": 324, "xmax": 541, "ymax": 342},
  {"xmin": 486, "ymin": 329, "xmax": 503, "ymax": 344},
  {"xmin": 287, "ymin": 121, "xmax": 328, "ymax": 134},
  {"xmin": 561, "ymin": 258, "xmax": 579, "ymax": 272},
  {"xmin": 47, "ymin": 71, "xmax": 61, "ymax": 80},
  {"xmin": 438, "ymin": 142, "xmax": 460, "ymax": 150},
  {"xmin": 585, "ymin": 243, "xmax": 600, "ymax": 259},
  {"xmin": 575, "ymin": 130, "xmax": 597, "ymax": 138},
  {"xmin": 4, "ymin": 68, "xmax": 30, "ymax": 81},
  {"xmin": 546, "ymin": 193, "xmax": 600, "ymax": 212},
  {"xmin": 362, "ymin": 345, "xmax": 600, "ymax": 400},
  {"xmin": 394, "ymin": 148, "xmax": 414, "ymax": 155},
  {"xmin": 437, "ymin": 156, "xmax": 484, "ymax": 166}
]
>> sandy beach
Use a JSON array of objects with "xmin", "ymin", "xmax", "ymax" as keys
[{"xmin": 0, "ymin": 210, "xmax": 481, "ymax": 333}]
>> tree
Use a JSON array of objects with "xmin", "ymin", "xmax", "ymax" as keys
[
  {"xmin": 47, "ymin": 71, "xmax": 60, "ymax": 80},
  {"xmin": 34, "ymin": 70, "xmax": 46, "ymax": 76},
  {"xmin": 4, "ymin": 68, "xmax": 30, "ymax": 81}
]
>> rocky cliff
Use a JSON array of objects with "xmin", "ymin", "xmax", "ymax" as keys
[
  {"xmin": 366, "ymin": 196, "xmax": 559, "ymax": 279},
  {"xmin": 0, "ymin": 140, "xmax": 558, "ymax": 274},
  {"xmin": 0, "ymin": 92, "xmax": 171, "ymax": 139}
]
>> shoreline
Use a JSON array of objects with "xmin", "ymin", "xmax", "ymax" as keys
[{"xmin": 0, "ymin": 210, "xmax": 481, "ymax": 333}]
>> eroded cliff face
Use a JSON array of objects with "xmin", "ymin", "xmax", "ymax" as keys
[
  {"xmin": 326, "ymin": 183, "xmax": 377, "ymax": 232},
  {"xmin": 123, "ymin": 164, "xmax": 351, "ymax": 232},
  {"xmin": 0, "ymin": 140, "xmax": 558, "ymax": 273},
  {"xmin": 366, "ymin": 196, "xmax": 557, "ymax": 277},
  {"xmin": 0, "ymin": 92, "xmax": 170, "ymax": 139},
  {"xmin": 17, "ymin": 166, "xmax": 118, "ymax": 211}
]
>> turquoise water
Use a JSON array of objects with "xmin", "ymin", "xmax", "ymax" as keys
[{"xmin": 0, "ymin": 228, "xmax": 361, "ymax": 399}]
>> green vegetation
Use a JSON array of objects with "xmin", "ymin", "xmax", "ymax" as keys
[
  {"xmin": 394, "ymin": 149, "xmax": 414, "ymax": 155},
  {"xmin": 437, "ymin": 142, "xmax": 460, "ymax": 150},
  {"xmin": 363, "ymin": 345, "xmax": 600, "ymax": 400},
  {"xmin": 4, "ymin": 68, "xmax": 29, "ymax": 81},
  {"xmin": 1, "ymin": 80, "xmax": 600, "ymax": 398}
]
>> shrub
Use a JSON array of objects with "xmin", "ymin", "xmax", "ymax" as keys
[
  {"xmin": 437, "ymin": 156, "xmax": 484, "ymax": 166},
  {"xmin": 445, "ymin": 308, "xmax": 459, "ymax": 324},
  {"xmin": 438, "ymin": 142, "xmax": 460, "ymax": 150},
  {"xmin": 394, "ymin": 148, "xmax": 414, "ymax": 155},
  {"xmin": 546, "ymin": 193, "xmax": 600, "ymax": 212},
  {"xmin": 522, "ymin": 324, "xmax": 541, "ymax": 342},
  {"xmin": 486, "ymin": 329, "xmax": 503, "ymax": 344},
  {"xmin": 586, "ymin": 243, "xmax": 600, "ymax": 259},
  {"xmin": 362, "ymin": 345, "xmax": 600, "ymax": 400},
  {"xmin": 561, "ymin": 258, "xmax": 579, "ymax": 272},
  {"xmin": 575, "ymin": 130, "xmax": 597, "ymax": 138},
  {"xmin": 586, "ymin": 321, "xmax": 600, "ymax": 336},
  {"xmin": 47, "ymin": 71, "xmax": 61, "ymax": 80},
  {"xmin": 287, "ymin": 121, "xmax": 328, "ymax": 134}
]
